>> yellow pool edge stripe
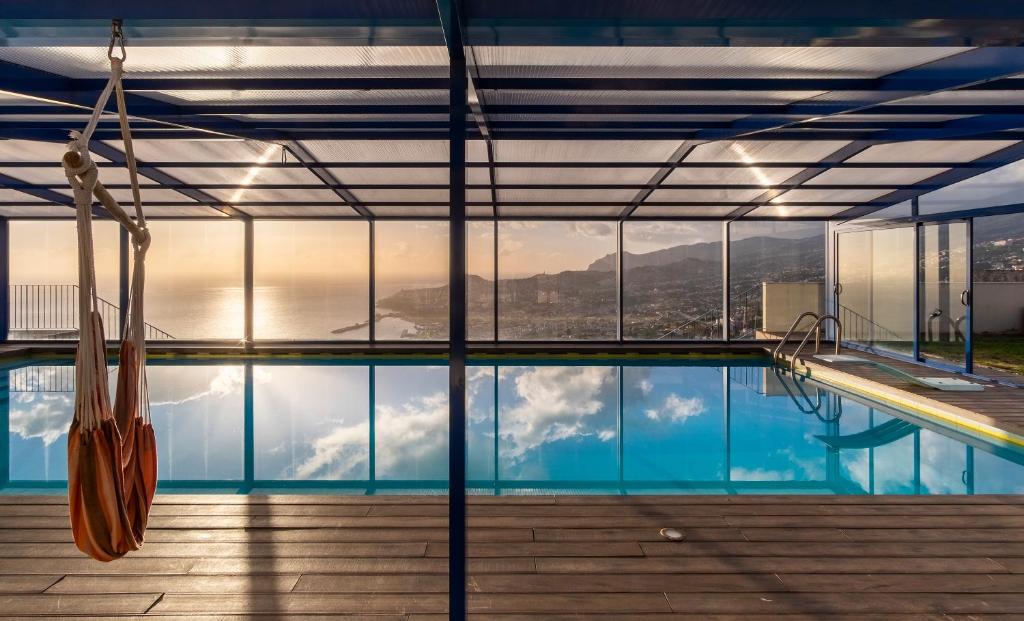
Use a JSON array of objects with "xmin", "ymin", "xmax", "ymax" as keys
[{"xmin": 793, "ymin": 360, "xmax": 1024, "ymax": 449}]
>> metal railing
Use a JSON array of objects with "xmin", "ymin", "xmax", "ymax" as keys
[
  {"xmin": 772, "ymin": 311, "xmax": 821, "ymax": 361},
  {"xmin": 838, "ymin": 304, "xmax": 904, "ymax": 345},
  {"xmin": 8, "ymin": 284, "xmax": 173, "ymax": 340},
  {"xmin": 791, "ymin": 314, "xmax": 843, "ymax": 361}
]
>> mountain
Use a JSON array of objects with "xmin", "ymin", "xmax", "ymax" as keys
[{"xmin": 587, "ymin": 235, "xmax": 823, "ymax": 273}]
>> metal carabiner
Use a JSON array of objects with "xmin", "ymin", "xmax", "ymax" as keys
[{"xmin": 107, "ymin": 19, "xmax": 127, "ymax": 61}]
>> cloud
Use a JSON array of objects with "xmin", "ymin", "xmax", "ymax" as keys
[
  {"xmin": 9, "ymin": 393, "xmax": 73, "ymax": 447},
  {"xmin": 730, "ymin": 466, "xmax": 795, "ymax": 481},
  {"xmin": 292, "ymin": 420, "xmax": 370, "ymax": 480},
  {"xmin": 643, "ymin": 393, "xmax": 706, "ymax": 423},
  {"xmin": 570, "ymin": 222, "xmax": 613, "ymax": 238},
  {"xmin": 501, "ymin": 366, "xmax": 617, "ymax": 462}
]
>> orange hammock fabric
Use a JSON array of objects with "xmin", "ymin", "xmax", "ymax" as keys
[{"xmin": 64, "ymin": 46, "xmax": 157, "ymax": 562}]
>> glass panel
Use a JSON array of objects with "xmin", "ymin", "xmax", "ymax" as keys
[
  {"xmin": 468, "ymin": 222, "xmax": 496, "ymax": 341},
  {"xmin": 728, "ymin": 222, "xmax": 826, "ymax": 340},
  {"xmin": 972, "ymin": 213, "xmax": 1024, "ymax": 380},
  {"xmin": 837, "ymin": 227, "xmax": 916, "ymax": 355},
  {"xmin": 467, "ymin": 366, "xmax": 497, "ymax": 486},
  {"xmin": 623, "ymin": 221, "xmax": 723, "ymax": 340},
  {"xmin": 7, "ymin": 364, "xmax": 76, "ymax": 481},
  {"xmin": 9, "ymin": 221, "xmax": 120, "ymax": 340},
  {"xmin": 374, "ymin": 365, "xmax": 448, "ymax": 482},
  {"xmin": 920, "ymin": 222, "xmax": 969, "ymax": 368},
  {"xmin": 254, "ymin": 221, "xmax": 370, "ymax": 340},
  {"xmin": 622, "ymin": 365, "xmax": 725, "ymax": 481},
  {"xmin": 497, "ymin": 221, "xmax": 617, "ymax": 340},
  {"xmin": 143, "ymin": 221, "xmax": 245, "ymax": 340},
  {"xmin": 149, "ymin": 365, "xmax": 245, "ymax": 481},
  {"xmin": 497, "ymin": 365, "xmax": 619, "ymax": 482},
  {"xmin": 253, "ymin": 365, "xmax": 370, "ymax": 481},
  {"xmin": 374, "ymin": 221, "xmax": 449, "ymax": 341}
]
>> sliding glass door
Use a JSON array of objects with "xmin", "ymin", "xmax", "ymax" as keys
[
  {"xmin": 919, "ymin": 221, "xmax": 971, "ymax": 370},
  {"xmin": 837, "ymin": 227, "xmax": 916, "ymax": 356}
]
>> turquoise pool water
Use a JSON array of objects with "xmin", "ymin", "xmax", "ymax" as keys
[{"xmin": 3, "ymin": 357, "xmax": 1022, "ymax": 495}]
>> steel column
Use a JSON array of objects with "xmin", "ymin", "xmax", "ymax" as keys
[
  {"xmin": 0, "ymin": 219, "xmax": 8, "ymax": 343},
  {"xmin": 965, "ymin": 218, "xmax": 974, "ymax": 374},
  {"xmin": 119, "ymin": 226, "xmax": 129, "ymax": 336},
  {"xmin": 369, "ymin": 221, "xmax": 376, "ymax": 343},
  {"xmin": 244, "ymin": 219, "xmax": 254, "ymax": 347},
  {"xmin": 441, "ymin": 0, "xmax": 470, "ymax": 616},
  {"xmin": 722, "ymin": 221, "xmax": 730, "ymax": 341}
]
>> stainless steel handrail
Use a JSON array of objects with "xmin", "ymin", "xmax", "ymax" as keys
[
  {"xmin": 772, "ymin": 311, "xmax": 820, "ymax": 360},
  {"xmin": 791, "ymin": 314, "xmax": 843, "ymax": 362}
]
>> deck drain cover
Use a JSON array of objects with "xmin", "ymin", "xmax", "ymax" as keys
[{"xmin": 660, "ymin": 528, "xmax": 685, "ymax": 541}]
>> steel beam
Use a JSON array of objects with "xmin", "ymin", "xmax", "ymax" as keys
[{"xmin": 283, "ymin": 141, "xmax": 372, "ymax": 219}]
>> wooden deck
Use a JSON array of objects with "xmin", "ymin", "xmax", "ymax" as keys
[
  {"xmin": 780, "ymin": 345, "xmax": 1024, "ymax": 444},
  {"xmin": 2, "ymin": 494, "xmax": 1024, "ymax": 619}
]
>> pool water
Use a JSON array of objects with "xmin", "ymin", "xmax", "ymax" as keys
[{"xmin": 3, "ymin": 357, "xmax": 1022, "ymax": 495}]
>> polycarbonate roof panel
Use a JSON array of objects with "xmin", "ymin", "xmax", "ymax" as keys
[
  {"xmin": 848, "ymin": 200, "xmax": 913, "ymax": 224},
  {"xmin": 631, "ymin": 205, "xmax": 738, "ymax": 217},
  {"xmin": 687, "ymin": 141, "xmax": 852, "ymax": 163},
  {"xmin": 467, "ymin": 168, "xmax": 491, "ymax": 184},
  {"xmin": 0, "ymin": 165, "xmax": 132, "ymax": 187},
  {"xmin": 0, "ymin": 46, "xmax": 448, "ymax": 78},
  {"xmin": 466, "ymin": 189, "xmax": 492, "ymax": 203},
  {"xmin": 468, "ymin": 205, "xmax": 494, "ymax": 217},
  {"xmin": 648, "ymin": 188, "xmax": 765, "ymax": 203},
  {"xmin": 918, "ymin": 159, "xmax": 1024, "ymax": 215},
  {"xmin": 847, "ymin": 141, "xmax": 1018, "ymax": 163},
  {"xmin": 771, "ymin": 188, "xmax": 892, "ymax": 203},
  {"xmin": 351, "ymin": 189, "xmax": 448, "ymax": 203},
  {"xmin": 498, "ymin": 188, "xmax": 637, "ymax": 203},
  {"xmin": 146, "ymin": 89, "xmax": 447, "ymax": 105},
  {"xmin": 327, "ymin": 167, "xmax": 449, "ymax": 185},
  {"xmin": 0, "ymin": 205, "xmax": 74, "ymax": 216},
  {"xmin": 108, "ymin": 139, "xmax": 280, "ymax": 163},
  {"xmin": 0, "ymin": 139, "xmax": 110, "ymax": 162},
  {"xmin": 236, "ymin": 205, "xmax": 358, "ymax": 217},
  {"xmin": 498, "ymin": 205, "xmax": 624, "ymax": 217},
  {"xmin": 139, "ymin": 205, "xmax": 229, "ymax": 217},
  {"xmin": 664, "ymin": 166, "xmax": 804, "ymax": 185},
  {"xmin": 0, "ymin": 188, "xmax": 51, "ymax": 202},
  {"xmin": 300, "ymin": 140, "xmax": 449, "ymax": 162},
  {"xmin": 106, "ymin": 188, "xmax": 200, "ymax": 203},
  {"xmin": 745, "ymin": 205, "xmax": 848, "ymax": 218},
  {"xmin": 485, "ymin": 90, "xmax": 825, "ymax": 106},
  {"xmin": 493, "ymin": 140, "xmax": 681, "ymax": 162},
  {"xmin": 471, "ymin": 46, "xmax": 966, "ymax": 79},
  {"xmin": 487, "ymin": 113, "xmax": 747, "ymax": 123},
  {"xmin": 893, "ymin": 91, "xmax": 1024, "ymax": 106},
  {"xmin": 159, "ymin": 166, "xmax": 323, "ymax": 187},
  {"xmin": 204, "ymin": 187, "xmax": 341, "ymax": 203},
  {"xmin": 367, "ymin": 205, "xmax": 449, "ymax": 217},
  {"xmin": 496, "ymin": 167, "xmax": 656, "ymax": 185},
  {"xmin": 806, "ymin": 167, "xmax": 950, "ymax": 186}
]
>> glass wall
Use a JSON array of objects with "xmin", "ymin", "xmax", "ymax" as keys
[
  {"xmin": 374, "ymin": 221, "xmax": 449, "ymax": 341},
  {"xmin": 729, "ymin": 221, "xmax": 827, "ymax": 340},
  {"xmin": 254, "ymin": 221, "xmax": 370, "ymax": 340},
  {"xmin": 254, "ymin": 364, "xmax": 370, "ymax": 480},
  {"xmin": 838, "ymin": 227, "xmax": 916, "ymax": 355},
  {"xmin": 143, "ymin": 221, "xmax": 245, "ymax": 340},
  {"xmin": 497, "ymin": 221, "xmax": 617, "ymax": 340},
  {"xmin": 467, "ymin": 222, "xmax": 495, "ymax": 341},
  {"xmin": 7, "ymin": 217, "xmax": 848, "ymax": 344},
  {"xmin": 9, "ymin": 221, "xmax": 120, "ymax": 339},
  {"xmin": 972, "ymin": 212, "xmax": 1024, "ymax": 379},
  {"xmin": 623, "ymin": 222, "xmax": 723, "ymax": 340}
]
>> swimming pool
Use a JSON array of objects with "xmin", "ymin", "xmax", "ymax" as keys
[{"xmin": 3, "ymin": 356, "xmax": 1022, "ymax": 495}]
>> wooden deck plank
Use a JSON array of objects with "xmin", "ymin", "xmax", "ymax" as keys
[
  {"xmin": 1, "ymin": 494, "xmax": 1023, "ymax": 618},
  {"xmin": 0, "ymin": 593, "xmax": 161, "ymax": 615}
]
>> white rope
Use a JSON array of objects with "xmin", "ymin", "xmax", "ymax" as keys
[{"xmin": 65, "ymin": 24, "xmax": 151, "ymax": 428}]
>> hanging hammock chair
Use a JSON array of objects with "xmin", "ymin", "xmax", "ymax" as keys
[{"xmin": 63, "ymin": 22, "xmax": 157, "ymax": 562}]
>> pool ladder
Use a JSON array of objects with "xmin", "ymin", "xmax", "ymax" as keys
[{"xmin": 772, "ymin": 312, "xmax": 843, "ymax": 363}]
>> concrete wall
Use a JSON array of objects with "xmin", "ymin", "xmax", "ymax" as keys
[
  {"xmin": 760, "ymin": 282, "xmax": 825, "ymax": 339},
  {"xmin": 974, "ymin": 282, "xmax": 1024, "ymax": 334}
]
